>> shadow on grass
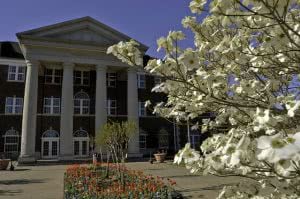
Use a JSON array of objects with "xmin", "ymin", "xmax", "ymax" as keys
[
  {"xmin": 0, "ymin": 178, "xmax": 49, "ymax": 185},
  {"xmin": 0, "ymin": 189, "xmax": 22, "ymax": 196}
]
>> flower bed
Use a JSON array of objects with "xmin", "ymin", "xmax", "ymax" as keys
[{"xmin": 64, "ymin": 164, "xmax": 177, "ymax": 199}]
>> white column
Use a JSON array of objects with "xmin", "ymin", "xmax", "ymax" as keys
[
  {"xmin": 59, "ymin": 62, "xmax": 74, "ymax": 160},
  {"xmin": 95, "ymin": 66, "xmax": 107, "ymax": 142},
  {"xmin": 127, "ymin": 68, "xmax": 140, "ymax": 155},
  {"xmin": 19, "ymin": 60, "xmax": 39, "ymax": 163}
]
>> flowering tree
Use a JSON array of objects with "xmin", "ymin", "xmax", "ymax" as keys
[{"xmin": 107, "ymin": 0, "xmax": 300, "ymax": 198}]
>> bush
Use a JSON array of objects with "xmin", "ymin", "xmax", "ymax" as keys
[{"xmin": 64, "ymin": 164, "xmax": 177, "ymax": 199}]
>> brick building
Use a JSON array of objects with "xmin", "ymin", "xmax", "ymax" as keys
[{"xmin": 0, "ymin": 17, "xmax": 195, "ymax": 163}]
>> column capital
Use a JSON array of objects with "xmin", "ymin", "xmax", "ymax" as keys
[
  {"xmin": 25, "ymin": 60, "xmax": 40, "ymax": 67},
  {"xmin": 63, "ymin": 62, "xmax": 75, "ymax": 69},
  {"xmin": 127, "ymin": 67, "xmax": 138, "ymax": 73},
  {"xmin": 96, "ymin": 65, "xmax": 107, "ymax": 72}
]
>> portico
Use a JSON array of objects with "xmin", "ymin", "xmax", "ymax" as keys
[{"xmin": 17, "ymin": 17, "xmax": 148, "ymax": 163}]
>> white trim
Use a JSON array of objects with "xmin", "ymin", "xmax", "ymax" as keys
[{"xmin": 0, "ymin": 58, "xmax": 26, "ymax": 66}]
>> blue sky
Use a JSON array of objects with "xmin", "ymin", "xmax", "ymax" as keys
[{"xmin": 0, "ymin": 0, "xmax": 197, "ymax": 57}]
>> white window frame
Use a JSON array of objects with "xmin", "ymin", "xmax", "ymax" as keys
[
  {"xmin": 5, "ymin": 97, "xmax": 23, "ymax": 114},
  {"xmin": 3, "ymin": 128, "xmax": 20, "ymax": 155},
  {"xmin": 45, "ymin": 68, "xmax": 62, "ymax": 84},
  {"xmin": 74, "ymin": 70, "xmax": 89, "ymax": 86},
  {"xmin": 137, "ymin": 74, "xmax": 146, "ymax": 89},
  {"xmin": 107, "ymin": 73, "xmax": 117, "ymax": 88},
  {"xmin": 7, "ymin": 65, "xmax": 25, "ymax": 82},
  {"xmin": 138, "ymin": 101, "xmax": 147, "ymax": 117},
  {"xmin": 107, "ymin": 99, "xmax": 117, "ymax": 116},
  {"xmin": 74, "ymin": 92, "xmax": 90, "ymax": 115},
  {"xmin": 43, "ymin": 97, "xmax": 61, "ymax": 114}
]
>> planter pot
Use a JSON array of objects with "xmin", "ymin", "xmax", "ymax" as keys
[
  {"xmin": 154, "ymin": 153, "xmax": 166, "ymax": 163},
  {"xmin": 0, "ymin": 159, "xmax": 10, "ymax": 170}
]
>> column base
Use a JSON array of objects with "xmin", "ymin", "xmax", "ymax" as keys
[
  {"xmin": 18, "ymin": 155, "xmax": 36, "ymax": 165},
  {"xmin": 127, "ymin": 153, "xmax": 143, "ymax": 158},
  {"xmin": 59, "ymin": 154, "xmax": 74, "ymax": 161}
]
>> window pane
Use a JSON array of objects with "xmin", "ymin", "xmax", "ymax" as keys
[
  {"xmin": 82, "ymin": 141, "xmax": 87, "ymax": 155},
  {"xmin": 54, "ymin": 76, "xmax": 61, "ymax": 84},
  {"xmin": 45, "ymin": 76, "xmax": 53, "ymax": 83},
  {"xmin": 9, "ymin": 66, "xmax": 16, "ymax": 72},
  {"xmin": 8, "ymin": 74, "xmax": 16, "ymax": 80},
  {"xmin": 82, "ymin": 100, "xmax": 89, "ymax": 106},
  {"xmin": 15, "ymin": 106, "xmax": 22, "ymax": 114},
  {"xmin": 83, "ymin": 78, "xmax": 89, "ymax": 85},
  {"xmin": 74, "ymin": 100, "xmax": 80, "ymax": 106},
  {"xmin": 53, "ymin": 98, "xmax": 60, "ymax": 106},
  {"xmin": 18, "ymin": 66, "xmax": 25, "ymax": 73},
  {"xmin": 17, "ymin": 74, "xmax": 24, "ymax": 81},
  {"xmin": 44, "ymin": 107, "xmax": 51, "ymax": 114},
  {"xmin": 43, "ymin": 141, "xmax": 49, "ymax": 156},
  {"xmin": 5, "ymin": 137, "xmax": 18, "ymax": 144},
  {"xmin": 15, "ymin": 98, "xmax": 23, "ymax": 105},
  {"xmin": 6, "ymin": 98, "xmax": 13, "ymax": 105},
  {"xmin": 53, "ymin": 107, "xmax": 60, "ymax": 114},
  {"xmin": 82, "ymin": 108, "xmax": 89, "ymax": 114},
  {"xmin": 44, "ymin": 98, "xmax": 51, "ymax": 105},
  {"xmin": 74, "ymin": 107, "xmax": 81, "ymax": 114},
  {"xmin": 52, "ymin": 141, "xmax": 58, "ymax": 156},
  {"xmin": 5, "ymin": 144, "xmax": 18, "ymax": 153},
  {"xmin": 45, "ymin": 69, "xmax": 53, "ymax": 75},
  {"xmin": 54, "ymin": 69, "xmax": 62, "ymax": 76},
  {"xmin": 6, "ymin": 106, "xmax": 13, "ymax": 113},
  {"xmin": 74, "ymin": 141, "xmax": 80, "ymax": 155}
]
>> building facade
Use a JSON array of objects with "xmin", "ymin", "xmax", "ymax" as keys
[{"xmin": 0, "ymin": 17, "xmax": 187, "ymax": 163}]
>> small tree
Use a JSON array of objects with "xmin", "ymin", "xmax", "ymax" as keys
[{"xmin": 95, "ymin": 120, "xmax": 137, "ymax": 186}]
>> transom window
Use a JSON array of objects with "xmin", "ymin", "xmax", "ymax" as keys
[
  {"xmin": 45, "ymin": 68, "xmax": 62, "ymax": 84},
  {"xmin": 138, "ymin": 101, "xmax": 146, "ymax": 116},
  {"xmin": 7, "ymin": 65, "xmax": 25, "ymax": 81},
  {"xmin": 107, "ymin": 99, "xmax": 117, "ymax": 115},
  {"xmin": 74, "ymin": 71, "xmax": 89, "ymax": 85},
  {"xmin": 137, "ymin": 74, "xmax": 146, "ymax": 89},
  {"xmin": 5, "ymin": 97, "xmax": 23, "ymax": 114},
  {"xmin": 107, "ymin": 73, "xmax": 117, "ymax": 88},
  {"xmin": 4, "ymin": 128, "xmax": 20, "ymax": 156},
  {"xmin": 43, "ymin": 97, "xmax": 60, "ymax": 114},
  {"xmin": 74, "ymin": 92, "xmax": 90, "ymax": 115},
  {"xmin": 43, "ymin": 128, "xmax": 59, "ymax": 138}
]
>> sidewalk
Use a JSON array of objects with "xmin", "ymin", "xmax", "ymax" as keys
[{"xmin": 0, "ymin": 161, "xmax": 245, "ymax": 199}]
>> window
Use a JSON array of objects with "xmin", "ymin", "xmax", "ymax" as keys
[
  {"xmin": 107, "ymin": 99, "xmax": 117, "ymax": 115},
  {"xmin": 45, "ymin": 68, "xmax": 62, "ymax": 84},
  {"xmin": 7, "ymin": 65, "xmax": 25, "ymax": 81},
  {"xmin": 74, "ymin": 71, "xmax": 89, "ymax": 85},
  {"xmin": 4, "ymin": 128, "xmax": 20, "ymax": 157},
  {"xmin": 139, "ymin": 134, "xmax": 147, "ymax": 149},
  {"xmin": 137, "ymin": 74, "xmax": 146, "ymax": 89},
  {"xmin": 5, "ymin": 97, "xmax": 23, "ymax": 114},
  {"xmin": 138, "ymin": 101, "xmax": 146, "ymax": 116},
  {"xmin": 74, "ymin": 92, "xmax": 90, "ymax": 115},
  {"xmin": 154, "ymin": 76, "xmax": 162, "ymax": 85},
  {"xmin": 158, "ymin": 128, "xmax": 169, "ymax": 149},
  {"xmin": 43, "ymin": 97, "xmax": 60, "ymax": 114},
  {"xmin": 107, "ymin": 73, "xmax": 117, "ymax": 88}
]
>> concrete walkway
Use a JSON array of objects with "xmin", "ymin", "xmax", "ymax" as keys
[{"xmin": 0, "ymin": 162, "xmax": 246, "ymax": 199}]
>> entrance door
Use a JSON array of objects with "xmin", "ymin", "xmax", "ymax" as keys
[
  {"xmin": 42, "ymin": 139, "xmax": 59, "ymax": 158},
  {"xmin": 73, "ymin": 129, "xmax": 89, "ymax": 158},
  {"xmin": 73, "ymin": 139, "xmax": 88, "ymax": 157},
  {"xmin": 41, "ymin": 129, "xmax": 60, "ymax": 159}
]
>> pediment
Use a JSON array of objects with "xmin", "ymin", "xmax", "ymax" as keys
[{"xmin": 17, "ymin": 17, "xmax": 148, "ymax": 50}]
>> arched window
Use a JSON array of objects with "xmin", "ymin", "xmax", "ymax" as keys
[
  {"xmin": 42, "ymin": 129, "xmax": 59, "ymax": 138},
  {"xmin": 73, "ymin": 128, "xmax": 89, "ymax": 157},
  {"xmin": 73, "ymin": 129, "xmax": 89, "ymax": 138},
  {"xmin": 74, "ymin": 91, "xmax": 90, "ymax": 115},
  {"xmin": 4, "ymin": 128, "xmax": 20, "ymax": 156}
]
